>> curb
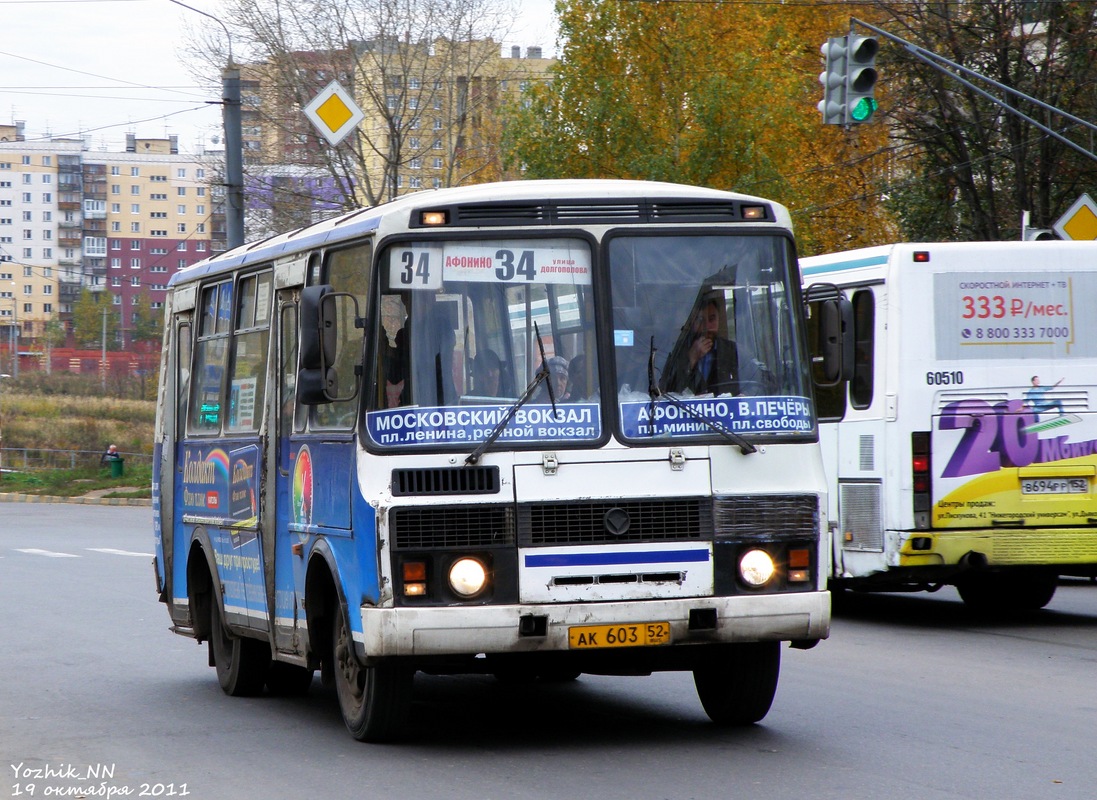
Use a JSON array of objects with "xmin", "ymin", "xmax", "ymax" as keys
[{"xmin": 0, "ymin": 492, "xmax": 152, "ymax": 507}]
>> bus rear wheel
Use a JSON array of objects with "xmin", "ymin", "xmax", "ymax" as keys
[
  {"xmin": 956, "ymin": 571, "xmax": 1058, "ymax": 612},
  {"xmin": 209, "ymin": 600, "xmax": 269, "ymax": 696},
  {"xmin": 693, "ymin": 642, "xmax": 781, "ymax": 726},
  {"xmin": 332, "ymin": 604, "xmax": 413, "ymax": 742}
]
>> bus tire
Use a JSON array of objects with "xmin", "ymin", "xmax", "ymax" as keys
[
  {"xmin": 210, "ymin": 600, "xmax": 270, "ymax": 697},
  {"xmin": 332, "ymin": 604, "xmax": 413, "ymax": 742},
  {"xmin": 693, "ymin": 641, "xmax": 781, "ymax": 726},
  {"xmin": 957, "ymin": 571, "xmax": 1057, "ymax": 612}
]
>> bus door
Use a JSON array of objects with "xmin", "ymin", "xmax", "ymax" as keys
[
  {"xmin": 271, "ymin": 286, "xmax": 308, "ymax": 654},
  {"xmin": 272, "ymin": 246, "xmax": 372, "ymax": 653},
  {"xmin": 831, "ymin": 287, "xmax": 883, "ymax": 564},
  {"xmin": 157, "ymin": 291, "xmax": 193, "ymax": 610}
]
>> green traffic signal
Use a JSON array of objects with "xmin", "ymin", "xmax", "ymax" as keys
[
  {"xmin": 845, "ymin": 35, "xmax": 878, "ymax": 125},
  {"xmin": 851, "ymin": 96, "xmax": 878, "ymax": 122}
]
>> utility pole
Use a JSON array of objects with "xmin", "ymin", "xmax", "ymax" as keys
[
  {"xmin": 101, "ymin": 303, "xmax": 107, "ymax": 393},
  {"xmin": 169, "ymin": 0, "xmax": 244, "ymax": 248},
  {"xmin": 222, "ymin": 65, "xmax": 244, "ymax": 249},
  {"xmin": 11, "ymin": 295, "xmax": 17, "ymax": 381}
]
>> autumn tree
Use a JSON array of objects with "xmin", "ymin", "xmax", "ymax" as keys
[
  {"xmin": 501, "ymin": 0, "xmax": 898, "ymax": 254},
  {"xmin": 874, "ymin": 0, "xmax": 1097, "ymax": 241},
  {"xmin": 186, "ymin": 0, "xmax": 532, "ymax": 219},
  {"xmin": 129, "ymin": 290, "xmax": 163, "ymax": 347},
  {"xmin": 71, "ymin": 290, "xmax": 123, "ymax": 349}
]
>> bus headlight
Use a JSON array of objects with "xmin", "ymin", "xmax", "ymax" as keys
[
  {"xmin": 448, "ymin": 557, "xmax": 488, "ymax": 597},
  {"xmin": 739, "ymin": 549, "xmax": 776, "ymax": 587}
]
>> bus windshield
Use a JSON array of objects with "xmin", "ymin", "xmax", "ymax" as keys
[
  {"xmin": 610, "ymin": 233, "xmax": 813, "ymax": 440},
  {"xmin": 366, "ymin": 236, "xmax": 601, "ymax": 449}
]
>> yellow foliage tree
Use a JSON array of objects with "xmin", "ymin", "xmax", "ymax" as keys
[{"xmin": 503, "ymin": 0, "xmax": 898, "ymax": 254}]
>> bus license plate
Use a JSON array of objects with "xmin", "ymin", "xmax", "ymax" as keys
[
  {"xmin": 568, "ymin": 622, "xmax": 671, "ymax": 649},
  {"xmin": 1021, "ymin": 477, "xmax": 1089, "ymax": 495}
]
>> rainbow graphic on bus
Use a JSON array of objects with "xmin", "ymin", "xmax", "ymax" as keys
[{"xmin": 292, "ymin": 445, "xmax": 314, "ymax": 527}]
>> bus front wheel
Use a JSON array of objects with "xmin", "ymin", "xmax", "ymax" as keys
[
  {"xmin": 332, "ymin": 605, "xmax": 413, "ymax": 742},
  {"xmin": 209, "ymin": 600, "xmax": 269, "ymax": 696},
  {"xmin": 693, "ymin": 642, "xmax": 781, "ymax": 726}
]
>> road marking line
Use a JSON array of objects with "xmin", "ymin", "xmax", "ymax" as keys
[
  {"xmin": 15, "ymin": 548, "xmax": 80, "ymax": 558},
  {"xmin": 87, "ymin": 548, "xmax": 154, "ymax": 558}
]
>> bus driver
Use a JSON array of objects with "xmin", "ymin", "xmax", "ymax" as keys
[{"xmin": 662, "ymin": 296, "xmax": 738, "ymax": 395}]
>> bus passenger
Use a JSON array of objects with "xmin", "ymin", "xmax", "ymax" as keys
[
  {"xmin": 568, "ymin": 353, "xmax": 591, "ymax": 401},
  {"xmin": 536, "ymin": 356, "xmax": 570, "ymax": 403},
  {"xmin": 472, "ymin": 349, "xmax": 504, "ymax": 397},
  {"xmin": 384, "ymin": 328, "xmax": 407, "ymax": 408}
]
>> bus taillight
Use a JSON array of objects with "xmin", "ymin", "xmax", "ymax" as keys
[{"xmin": 912, "ymin": 431, "xmax": 931, "ymax": 529}]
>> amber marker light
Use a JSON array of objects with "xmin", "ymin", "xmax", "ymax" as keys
[
  {"xmin": 741, "ymin": 205, "xmax": 767, "ymax": 220},
  {"xmin": 403, "ymin": 561, "xmax": 427, "ymax": 597},
  {"xmin": 788, "ymin": 548, "xmax": 811, "ymax": 583},
  {"xmin": 420, "ymin": 210, "xmax": 448, "ymax": 226}
]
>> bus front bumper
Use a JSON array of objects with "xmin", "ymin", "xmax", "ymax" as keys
[{"xmin": 355, "ymin": 590, "xmax": 830, "ymax": 659}]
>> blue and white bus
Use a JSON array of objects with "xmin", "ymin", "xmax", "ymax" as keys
[{"xmin": 152, "ymin": 179, "xmax": 842, "ymax": 741}]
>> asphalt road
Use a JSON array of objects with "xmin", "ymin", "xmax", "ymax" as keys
[{"xmin": 2, "ymin": 503, "xmax": 1095, "ymax": 800}]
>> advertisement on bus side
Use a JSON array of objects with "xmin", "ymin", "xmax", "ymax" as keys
[
  {"xmin": 932, "ymin": 392, "xmax": 1097, "ymax": 527},
  {"xmin": 931, "ymin": 268, "xmax": 1097, "ymax": 526}
]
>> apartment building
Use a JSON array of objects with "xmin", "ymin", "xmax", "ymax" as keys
[
  {"xmin": 239, "ymin": 40, "xmax": 553, "ymax": 202},
  {"xmin": 0, "ymin": 130, "xmax": 225, "ymax": 347},
  {"xmin": 354, "ymin": 39, "xmax": 554, "ymax": 196},
  {"xmin": 0, "ymin": 134, "xmax": 81, "ymax": 342}
]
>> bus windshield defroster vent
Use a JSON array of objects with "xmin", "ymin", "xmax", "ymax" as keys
[{"xmin": 391, "ymin": 465, "xmax": 500, "ymax": 496}]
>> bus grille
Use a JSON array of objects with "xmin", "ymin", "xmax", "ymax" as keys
[
  {"xmin": 713, "ymin": 494, "xmax": 819, "ymax": 542},
  {"xmin": 391, "ymin": 505, "xmax": 515, "ymax": 549},
  {"xmin": 518, "ymin": 498, "xmax": 711, "ymax": 546}
]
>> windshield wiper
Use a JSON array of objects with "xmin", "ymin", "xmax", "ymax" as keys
[
  {"xmin": 465, "ymin": 323, "xmax": 553, "ymax": 465},
  {"xmin": 646, "ymin": 336, "xmax": 757, "ymax": 455}
]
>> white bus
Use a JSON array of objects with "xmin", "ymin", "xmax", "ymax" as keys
[
  {"xmin": 801, "ymin": 241, "xmax": 1097, "ymax": 610},
  {"xmin": 152, "ymin": 179, "xmax": 842, "ymax": 742}
]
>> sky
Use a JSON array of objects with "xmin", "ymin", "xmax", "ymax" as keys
[{"xmin": 1, "ymin": 0, "xmax": 559, "ymax": 154}]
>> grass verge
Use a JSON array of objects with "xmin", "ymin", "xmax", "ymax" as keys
[{"xmin": 0, "ymin": 463, "xmax": 153, "ymax": 498}]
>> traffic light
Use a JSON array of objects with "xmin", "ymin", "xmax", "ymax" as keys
[
  {"xmin": 845, "ymin": 35, "xmax": 878, "ymax": 124},
  {"xmin": 817, "ymin": 37, "xmax": 848, "ymax": 126}
]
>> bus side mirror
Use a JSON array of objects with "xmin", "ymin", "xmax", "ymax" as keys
[
  {"xmin": 298, "ymin": 284, "xmax": 335, "ymax": 405},
  {"xmin": 300, "ymin": 284, "xmax": 336, "ymax": 371},
  {"xmin": 298, "ymin": 284, "xmax": 360, "ymax": 405},
  {"xmin": 804, "ymin": 284, "xmax": 854, "ymax": 387}
]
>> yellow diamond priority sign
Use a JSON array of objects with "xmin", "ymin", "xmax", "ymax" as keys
[
  {"xmin": 304, "ymin": 81, "xmax": 365, "ymax": 146},
  {"xmin": 1053, "ymin": 193, "xmax": 1097, "ymax": 241}
]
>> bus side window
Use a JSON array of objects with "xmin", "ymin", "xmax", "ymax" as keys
[
  {"xmin": 279, "ymin": 304, "xmax": 300, "ymax": 438},
  {"xmin": 850, "ymin": 289, "xmax": 874, "ymax": 410},
  {"xmin": 226, "ymin": 271, "xmax": 272, "ymax": 433},
  {"xmin": 806, "ymin": 297, "xmax": 847, "ymax": 421},
  {"xmin": 176, "ymin": 321, "xmax": 191, "ymax": 441},
  {"xmin": 189, "ymin": 281, "xmax": 233, "ymax": 432}
]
